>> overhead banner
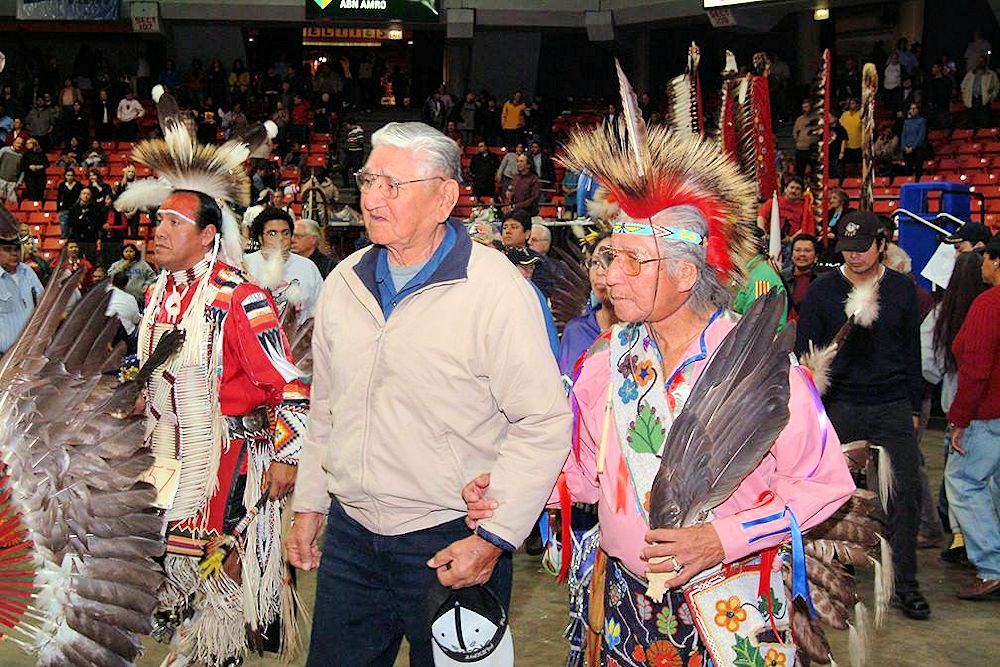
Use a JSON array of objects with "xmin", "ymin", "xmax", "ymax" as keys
[
  {"xmin": 303, "ymin": 26, "xmax": 410, "ymax": 47},
  {"xmin": 17, "ymin": 0, "xmax": 121, "ymax": 20},
  {"xmin": 307, "ymin": 0, "xmax": 440, "ymax": 23}
]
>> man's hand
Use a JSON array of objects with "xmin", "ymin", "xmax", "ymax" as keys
[
  {"xmin": 286, "ymin": 511, "xmax": 325, "ymax": 571},
  {"xmin": 912, "ymin": 415, "xmax": 921, "ymax": 433},
  {"xmin": 462, "ymin": 473, "xmax": 497, "ymax": 530},
  {"xmin": 950, "ymin": 425, "xmax": 967, "ymax": 456},
  {"xmin": 262, "ymin": 462, "xmax": 297, "ymax": 500},
  {"xmin": 427, "ymin": 534, "xmax": 502, "ymax": 589},
  {"xmin": 640, "ymin": 524, "xmax": 725, "ymax": 589}
]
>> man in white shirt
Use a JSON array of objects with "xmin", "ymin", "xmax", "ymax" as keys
[
  {"xmin": 116, "ymin": 91, "xmax": 145, "ymax": 142},
  {"xmin": 0, "ymin": 210, "xmax": 44, "ymax": 355},
  {"xmin": 106, "ymin": 270, "xmax": 140, "ymax": 347},
  {"xmin": 243, "ymin": 207, "xmax": 322, "ymax": 325}
]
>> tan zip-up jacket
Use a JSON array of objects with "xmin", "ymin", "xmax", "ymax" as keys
[{"xmin": 294, "ymin": 227, "xmax": 571, "ymax": 549}]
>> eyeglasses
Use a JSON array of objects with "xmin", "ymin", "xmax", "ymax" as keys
[
  {"xmin": 594, "ymin": 246, "xmax": 669, "ymax": 277},
  {"xmin": 264, "ymin": 229, "xmax": 292, "ymax": 238},
  {"xmin": 355, "ymin": 170, "xmax": 445, "ymax": 199}
]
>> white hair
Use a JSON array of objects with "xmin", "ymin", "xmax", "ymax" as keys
[
  {"xmin": 651, "ymin": 205, "xmax": 733, "ymax": 316},
  {"xmin": 532, "ymin": 224, "xmax": 552, "ymax": 241},
  {"xmin": 370, "ymin": 122, "xmax": 462, "ymax": 181},
  {"xmin": 296, "ymin": 218, "xmax": 321, "ymax": 238}
]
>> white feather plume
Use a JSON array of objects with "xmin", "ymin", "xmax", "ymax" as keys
[
  {"xmin": 799, "ymin": 340, "xmax": 837, "ymax": 396},
  {"xmin": 264, "ymin": 120, "xmax": 278, "ymax": 139},
  {"xmin": 113, "ymin": 177, "xmax": 173, "ymax": 212},
  {"xmin": 844, "ymin": 281, "xmax": 880, "ymax": 328},
  {"xmin": 151, "ymin": 84, "xmax": 165, "ymax": 102},
  {"xmin": 848, "ymin": 602, "xmax": 870, "ymax": 667},
  {"xmin": 284, "ymin": 281, "xmax": 305, "ymax": 308},
  {"xmin": 257, "ymin": 251, "xmax": 285, "ymax": 290}
]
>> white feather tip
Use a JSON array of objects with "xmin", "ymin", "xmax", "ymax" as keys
[
  {"xmin": 151, "ymin": 84, "xmax": 165, "ymax": 103},
  {"xmin": 264, "ymin": 120, "xmax": 278, "ymax": 139},
  {"xmin": 845, "ymin": 282, "xmax": 880, "ymax": 328}
]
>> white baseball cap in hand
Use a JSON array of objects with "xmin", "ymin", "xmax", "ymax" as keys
[{"xmin": 430, "ymin": 585, "xmax": 514, "ymax": 666}]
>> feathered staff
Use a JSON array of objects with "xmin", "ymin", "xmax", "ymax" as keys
[
  {"xmin": 645, "ymin": 291, "xmax": 792, "ymax": 601},
  {"xmin": 664, "ymin": 42, "xmax": 704, "ymax": 137},
  {"xmin": 808, "ymin": 50, "xmax": 832, "ymax": 236},
  {"xmin": 860, "ymin": 63, "xmax": 878, "ymax": 212}
]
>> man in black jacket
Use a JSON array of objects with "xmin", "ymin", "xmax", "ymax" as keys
[
  {"xmin": 529, "ymin": 140, "xmax": 556, "ymax": 185},
  {"xmin": 467, "ymin": 141, "xmax": 499, "ymax": 201},
  {"xmin": 292, "ymin": 218, "xmax": 337, "ymax": 279},
  {"xmin": 795, "ymin": 211, "xmax": 930, "ymax": 620}
]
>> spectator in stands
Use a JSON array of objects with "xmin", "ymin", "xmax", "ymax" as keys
[
  {"xmin": 66, "ymin": 187, "xmax": 102, "ymax": 262},
  {"xmin": 837, "ymin": 56, "xmax": 861, "ymax": 107},
  {"xmin": 477, "ymin": 97, "xmax": 503, "ymax": 147},
  {"xmin": 528, "ymin": 223, "xmax": 552, "ymax": 256},
  {"xmin": 313, "ymin": 92, "xmax": 335, "ymax": 135},
  {"xmin": 796, "ymin": 210, "xmax": 930, "ymax": 620},
  {"xmin": 964, "ymin": 29, "xmax": 992, "ymax": 75},
  {"xmin": 82, "ymin": 140, "xmax": 107, "ymax": 169},
  {"xmin": 26, "ymin": 97, "xmax": 54, "ymax": 151},
  {"xmin": 56, "ymin": 167, "xmax": 80, "ymax": 238},
  {"xmin": 58, "ymin": 240, "xmax": 95, "ymax": 289},
  {"xmin": 6, "ymin": 118, "xmax": 28, "ymax": 148},
  {"xmin": 793, "ymin": 98, "xmax": 818, "ymax": 178},
  {"xmin": 0, "ymin": 88, "xmax": 20, "ymax": 123},
  {"xmin": 495, "ymin": 142, "xmax": 524, "ymax": 197},
  {"xmin": 561, "ymin": 167, "xmax": 579, "ymax": 217},
  {"xmin": 389, "ymin": 65, "xmax": 408, "ymax": 110},
  {"xmin": 196, "ymin": 107, "xmax": 218, "ymax": 145},
  {"xmin": 529, "ymin": 140, "xmax": 556, "ymax": 185},
  {"xmin": 505, "ymin": 153, "xmax": 540, "ymax": 217},
  {"xmin": 874, "ymin": 122, "xmax": 900, "ymax": 176},
  {"xmin": 220, "ymin": 102, "xmax": 248, "ymax": 141},
  {"xmin": 57, "ymin": 137, "xmax": 81, "ymax": 168},
  {"xmin": 897, "ymin": 38, "xmax": 919, "ymax": 77},
  {"xmin": 826, "ymin": 116, "xmax": 846, "ymax": 179},
  {"xmin": 468, "ymin": 140, "xmax": 499, "ymax": 201},
  {"xmin": 927, "ymin": 63, "xmax": 955, "ymax": 130},
  {"xmin": 0, "ymin": 136, "xmax": 23, "ymax": 206},
  {"xmin": 108, "ymin": 243, "xmax": 156, "ymax": 306},
  {"xmin": 18, "ymin": 223, "xmax": 49, "ymax": 283},
  {"xmin": 20, "ymin": 138, "xmax": 47, "ymax": 202},
  {"xmin": 343, "ymin": 118, "xmax": 366, "ymax": 193},
  {"xmin": 884, "ymin": 52, "xmax": 903, "ymax": 114},
  {"xmin": 228, "ymin": 59, "xmax": 251, "ymax": 99},
  {"xmin": 58, "ymin": 77, "xmax": 82, "ymax": 124},
  {"xmin": 945, "ymin": 234, "xmax": 1000, "ymax": 600},
  {"xmin": 292, "ymin": 217, "xmax": 337, "ymax": 279},
  {"xmin": 922, "ymin": 251, "xmax": 988, "ymax": 568},
  {"xmin": 501, "ymin": 90, "xmax": 526, "ymax": 148},
  {"xmin": 159, "ymin": 59, "xmax": 179, "ymax": 94},
  {"xmin": 961, "ymin": 55, "xmax": 999, "ymax": 129},
  {"xmin": 840, "ymin": 98, "xmax": 863, "ymax": 173},
  {"xmin": 898, "ymin": 77, "xmax": 919, "ymax": 123},
  {"xmin": 92, "ymin": 89, "xmax": 114, "ymax": 143},
  {"xmin": 943, "ymin": 222, "xmax": 993, "ymax": 253},
  {"xmin": 781, "ymin": 233, "xmax": 820, "ymax": 318},
  {"xmin": 0, "ymin": 106, "xmax": 12, "ymax": 145},
  {"xmin": 901, "ymin": 102, "xmax": 928, "ymax": 180},
  {"xmin": 0, "ymin": 216, "xmax": 44, "ymax": 356},
  {"xmin": 423, "ymin": 90, "xmax": 448, "ymax": 131},
  {"xmin": 457, "ymin": 91, "xmax": 478, "ymax": 147},
  {"xmin": 65, "ymin": 100, "xmax": 89, "ymax": 148},
  {"xmin": 116, "ymin": 90, "xmax": 144, "ymax": 143},
  {"xmin": 87, "ymin": 170, "xmax": 111, "ymax": 206},
  {"xmin": 271, "ymin": 100, "xmax": 290, "ymax": 147},
  {"xmin": 290, "ymin": 93, "xmax": 311, "ymax": 146},
  {"xmin": 825, "ymin": 187, "xmax": 853, "ymax": 250},
  {"xmin": 445, "ymin": 120, "xmax": 463, "ymax": 148},
  {"xmin": 756, "ymin": 175, "xmax": 814, "ymax": 243}
]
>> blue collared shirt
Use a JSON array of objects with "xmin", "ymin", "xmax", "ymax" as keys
[
  {"xmin": 0, "ymin": 263, "xmax": 43, "ymax": 355},
  {"xmin": 375, "ymin": 222, "xmax": 457, "ymax": 319}
]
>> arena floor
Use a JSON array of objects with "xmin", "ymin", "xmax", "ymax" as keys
[{"xmin": 0, "ymin": 424, "xmax": 991, "ymax": 666}]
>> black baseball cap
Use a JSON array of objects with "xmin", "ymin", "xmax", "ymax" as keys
[
  {"xmin": 504, "ymin": 247, "xmax": 542, "ymax": 267},
  {"xmin": 943, "ymin": 222, "xmax": 993, "ymax": 247},
  {"xmin": 835, "ymin": 210, "xmax": 882, "ymax": 253}
]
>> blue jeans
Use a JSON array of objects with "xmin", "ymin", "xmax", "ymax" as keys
[
  {"xmin": 58, "ymin": 211, "xmax": 69, "ymax": 238},
  {"xmin": 945, "ymin": 418, "xmax": 1000, "ymax": 580},
  {"xmin": 307, "ymin": 499, "xmax": 513, "ymax": 666}
]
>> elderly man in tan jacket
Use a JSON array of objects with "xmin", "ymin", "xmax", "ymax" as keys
[{"xmin": 288, "ymin": 121, "xmax": 571, "ymax": 666}]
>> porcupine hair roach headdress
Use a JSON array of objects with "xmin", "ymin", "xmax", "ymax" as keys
[
  {"xmin": 114, "ymin": 85, "xmax": 278, "ymax": 265},
  {"xmin": 558, "ymin": 60, "xmax": 758, "ymax": 287}
]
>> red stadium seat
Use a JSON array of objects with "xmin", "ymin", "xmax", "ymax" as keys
[
  {"xmin": 952, "ymin": 128, "xmax": 974, "ymax": 141},
  {"xmin": 975, "ymin": 127, "xmax": 1000, "ymax": 140}
]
